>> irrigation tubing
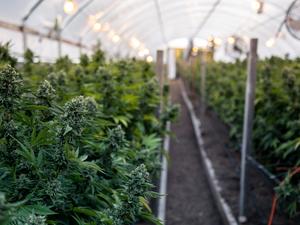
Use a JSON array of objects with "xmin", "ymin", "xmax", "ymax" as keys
[{"xmin": 267, "ymin": 167, "xmax": 300, "ymax": 225}]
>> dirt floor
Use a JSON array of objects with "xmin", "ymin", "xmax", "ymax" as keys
[
  {"xmin": 183, "ymin": 79, "xmax": 300, "ymax": 225},
  {"xmin": 165, "ymin": 80, "xmax": 223, "ymax": 225}
]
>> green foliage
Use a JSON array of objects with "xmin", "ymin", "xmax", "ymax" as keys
[
  {"xmin": 0, "ymin": 42, "xmax": 17, "ymax": 67},
  {"xmin": 276, "ymin": 171, "xmax": 300, "ymax": 217},
  {"xmin": 0, "ymin": 47, "xmax": 173, "ymax": 224},
  {"xmin": 23, "ymin": 49, "xmax": 35, "ymax": 74},
  {"xmin": 183, "ymin": 56, "xmax": 300, "ymax": 217}
]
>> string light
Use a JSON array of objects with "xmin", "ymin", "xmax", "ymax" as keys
[
  {"xmin": 102, "ymin": 23, "xmax": 110, "ymax": 32},
  {"xmin": 266, "ymin": 37, "xmax": 276, "ymax": 48},
  {"xmin": 252, "ymin": 0, "xmax": 264, "ymax": 14},
  {"xmin": 112, "ymin": 35, "xmax": 120, "ymax": 43},
  {"xmin": 93, "ymin": 22, "xmax": 101, "ymax": 31},
  {"xmin": 108, "ymin": 30, "xmax": 115, "ymax": 38},
  {"xmin": 143, "ymin": 48, "xmax": 149, "ymax": 55},
  {"xmin": 228, "ymin": 36, "xmax": 235, "ymax": 44},
  {"xmin": 192, "ymin": 47, "xmax": 198, "ymax": 53},
  {"xmin": 64, "ymin": 0, "xmax": 77, "ymax": 15},
  {"xmin": 214, "ymin": 37, "xmax": 222, "ymax": 46},
  {"xmin": 138, "ymin": 51, "xmax": 145, "ymax": 57},
  {"xmin": 146, "ymin": 56, "xmax": 153, "ymax": 63},
  {"xmin": 138, "ymin": 48, "xmax": 150, "ymax": 57},
  {"xmin": 130, "ymin": 37, "xmax": 140, "ymax": 49}
]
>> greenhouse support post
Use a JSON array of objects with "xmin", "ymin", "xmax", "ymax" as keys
[
  {"xmin": 191, "ymin": 56, "xmax": 195, "ymax": 93},
  {"xmin": 156, "ymin": 50, "xmax": 164, "ymax": 112},
  {"xmin": 79, "ymin": 37, "xmax": 82, "ymax": 55},
  {"xmin": 21, "ymin": 23, "xmax": 27, "ymax": 54},
  {"xmin": 200, "ymin": 52, "xmax": 206, "ymax": 117},
  {"xmin": 239, "ymin": 38, "xmax": 258, "ymax": 223},
  {"xmin": 57, "ymin": 30, "xmax": 62, "ymax": 58}
]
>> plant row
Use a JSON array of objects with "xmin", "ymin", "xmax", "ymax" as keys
[
  {"xmin": 0, "ymin": 44, "xmax": 178, "ymax": 225},
  {"xmin": 181, "ymin": 56, "xmax": 300, "ymax": 217}
]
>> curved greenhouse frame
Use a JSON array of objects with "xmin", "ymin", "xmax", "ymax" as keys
[{"xmin": 1, "ymin": 0, "xmax": 299, "ymax": 61}]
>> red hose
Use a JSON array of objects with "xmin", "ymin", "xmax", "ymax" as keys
[
  {"xmin": 267, "ymin": 167, "xmax": 300, "ymax": 225},
  {"xmin": 267, "ymin": 196, "xmax": 278, "ymax": 225}
]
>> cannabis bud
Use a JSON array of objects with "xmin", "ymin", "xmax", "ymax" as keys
[
  {"xmin": 282, "ymin": 68, "xmax": 296, "ymax": 90},
  {"xmin": 36, "ymin": 80, "xmax": 56, "ymax": 102},
  {"xmin": 106, "ymin": 125, "xmax": 126, "ymax": 150},
  {"xmin": 11, "ymin": 213, "xmax": 47, "ymax": 225},
  {"xmin": 3, "ymin": 120, "xmax": 17, "ymax": 137},
  {"xmin": 0, "ymin": 65, "xmax": 23, "ymax": 109},
  {"xmin": 62, "ymin": 96, "xmax": 87, "ymax": 132},
  {"xmin": 84, "ymin": 96, "xmax": 97, "ymax": 114},
  {"xmin": 126, "ymin": 164, "xmax": 150, "ymax": 197},
  {"xmin": 47, "ymin": 70, "xmax": 66, "ymax": 87},
  {"xmin": 97, "ymin": 66, "xmax": 111, "ymax": 81}
]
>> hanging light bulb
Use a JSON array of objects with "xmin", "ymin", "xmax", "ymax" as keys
[
  {"xmin": 192, "ymin": 47, "xmax": 198, "ymax": 53},
  {"xmin": 64, "ymin": 0, "xmax": 77, "ymax": 15},
  {"xmin": 93, "ymin": 22, "xmax": 101, "ymax": 31},
  {"xmin": 143, "ymin": 48, "xmax": 149, "ymax": 55},
  {"xmin": 130, "ymin": 37, "xmax": 140, "ymax": 49},
  {"xmin": 138, "ymin": 47, "xmax": 149, "ymax": 57},
  {"xmin": 227, "ymin": 36, "xmax": 235, "ymax": 44},
  {"xmin": 112, "ymin": 35, "xmax": 120, "ymax": 43},
  {"xmin": 138, "ymin": 51, "xmax": 145, "ymax": 57},
  {"xmin": 214, "ymin": 37, "xmax": 222, "ymax": 46},
  {"xmin": 252, "ymin": 0, "xmax": 264, "ymax": 14},
  {"xmin": 146, "ymin": 55, "xmax": 153, "ymax": 63},
  {"xmin": 108, "ymin": 30, "xmax": 115, "ymax": 38},
  {"xmin": 266, "ymin": 37, "xmax": 276, "ymax": 48}
]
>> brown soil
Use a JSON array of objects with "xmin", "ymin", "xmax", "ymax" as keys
[{"xmin": 165, "ymin": 80, "xmax": 223, "ymax": 225}]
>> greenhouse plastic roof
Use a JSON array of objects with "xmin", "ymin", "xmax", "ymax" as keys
[{"xmin": 0, "ymin": 0, "xmax": 299, "ymax": 61}]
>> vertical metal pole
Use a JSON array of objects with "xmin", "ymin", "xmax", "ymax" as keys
[
  {"xmin": 22, "ymin": 22, "xmax": 27, "ymax": 54},
  {"xmin": 156, "ymin": 50, "xmax": 164, "ymax": 113},
  {"xmin": 79, "ymin": 37, "xmax": 82, "ymax": 56},
  {"xmin": 57, "ymin": 30, "xmax": 62, "ymax": 58},
  {"xmin": 165, "ymin": 48, "xmax": 169, "ymax": 84},
  {"xmin": 200, "ymin": 52, "xmax": 206, "ymax": 117},
  {"xmin": 192, "ymin": 56, "xmax": 196, "ymax": 94},
  {"xmin": 239, "ymin": 38, "xmax": 258, "ymax": 223}
]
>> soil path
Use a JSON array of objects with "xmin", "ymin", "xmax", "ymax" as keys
[{"xmin": 165, "ymin": 80, "xmax": 223, "ymax": 225}]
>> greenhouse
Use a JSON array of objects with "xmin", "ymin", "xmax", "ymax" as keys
[{"xmin": 0, "ymin": 0, "xmax": 300, "ymax": 225}]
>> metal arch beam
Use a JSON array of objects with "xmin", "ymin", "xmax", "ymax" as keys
[
  {"xmin": 191, "ymin": 0, "xmax": 223, "ymax": 38},
  {"xmin": 122, "ymin": 17, "xmax": 295, "ymax": 57},
  {"xmin": 112, "ymin": 8, "xmax": 273, "ymax": 46},
  {"xmin": 75, "ymin": 0, "xmax": 292, "ymax": 56},
  {"xmin": 153, "ymin": 0, "xmax": 168, "ymax": 44},
  {"xmin": 76, "ymin": 1, "xmax": 288, "ymax": 49},
  {"xmin": 80, "ymin": 0, "xmax": 285, "ymax": 37},
  {"xmin": 83, "ymin": 7, "xmax": 253, "ymax": 49},
  {"xmin": 61, "ymin": 0, "xmax": 96, "ymax": 31},
  {"xmin": 21, "ymin": 0, "xmax": 45, "ymax": 52},
  {"xmin": 84, "ymin": 12, "xmax": 290, "ymax": 58},
  {"xmin": 103, "ymin": 5, "xmax": 284, "ymax": 43},
  {"xmin": 92, "ymin": 0, "xmax": 283, "ymax": 26},
  {"xmin": 82, "ymin": 9, "xmax": 278, "ymax": 57},
  {"xmin": 105, "ymin": 5, "xmax": 254, "ymax": 37},
  {"xmin": 22, "ymin": 0, "xmax": 45, "ymax": 22},
  {"xmin": 112, "ymin": 19, "xmax": 242, "ymax": 53},
  {"xmin": 79, "ymin": 0, "xmax": 153, "ymax": 42},
  {"xmin": 79, "ymin": 2, "xmax": 243, "ymax": 43},
  {"xmin": 19, "ymin": 0, "xmax": 287, "ymax": 55}
]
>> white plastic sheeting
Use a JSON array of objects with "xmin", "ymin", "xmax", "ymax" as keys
[{"xmin": 0, "ymin": 0, "xmax": 299, "ymax": 61}]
